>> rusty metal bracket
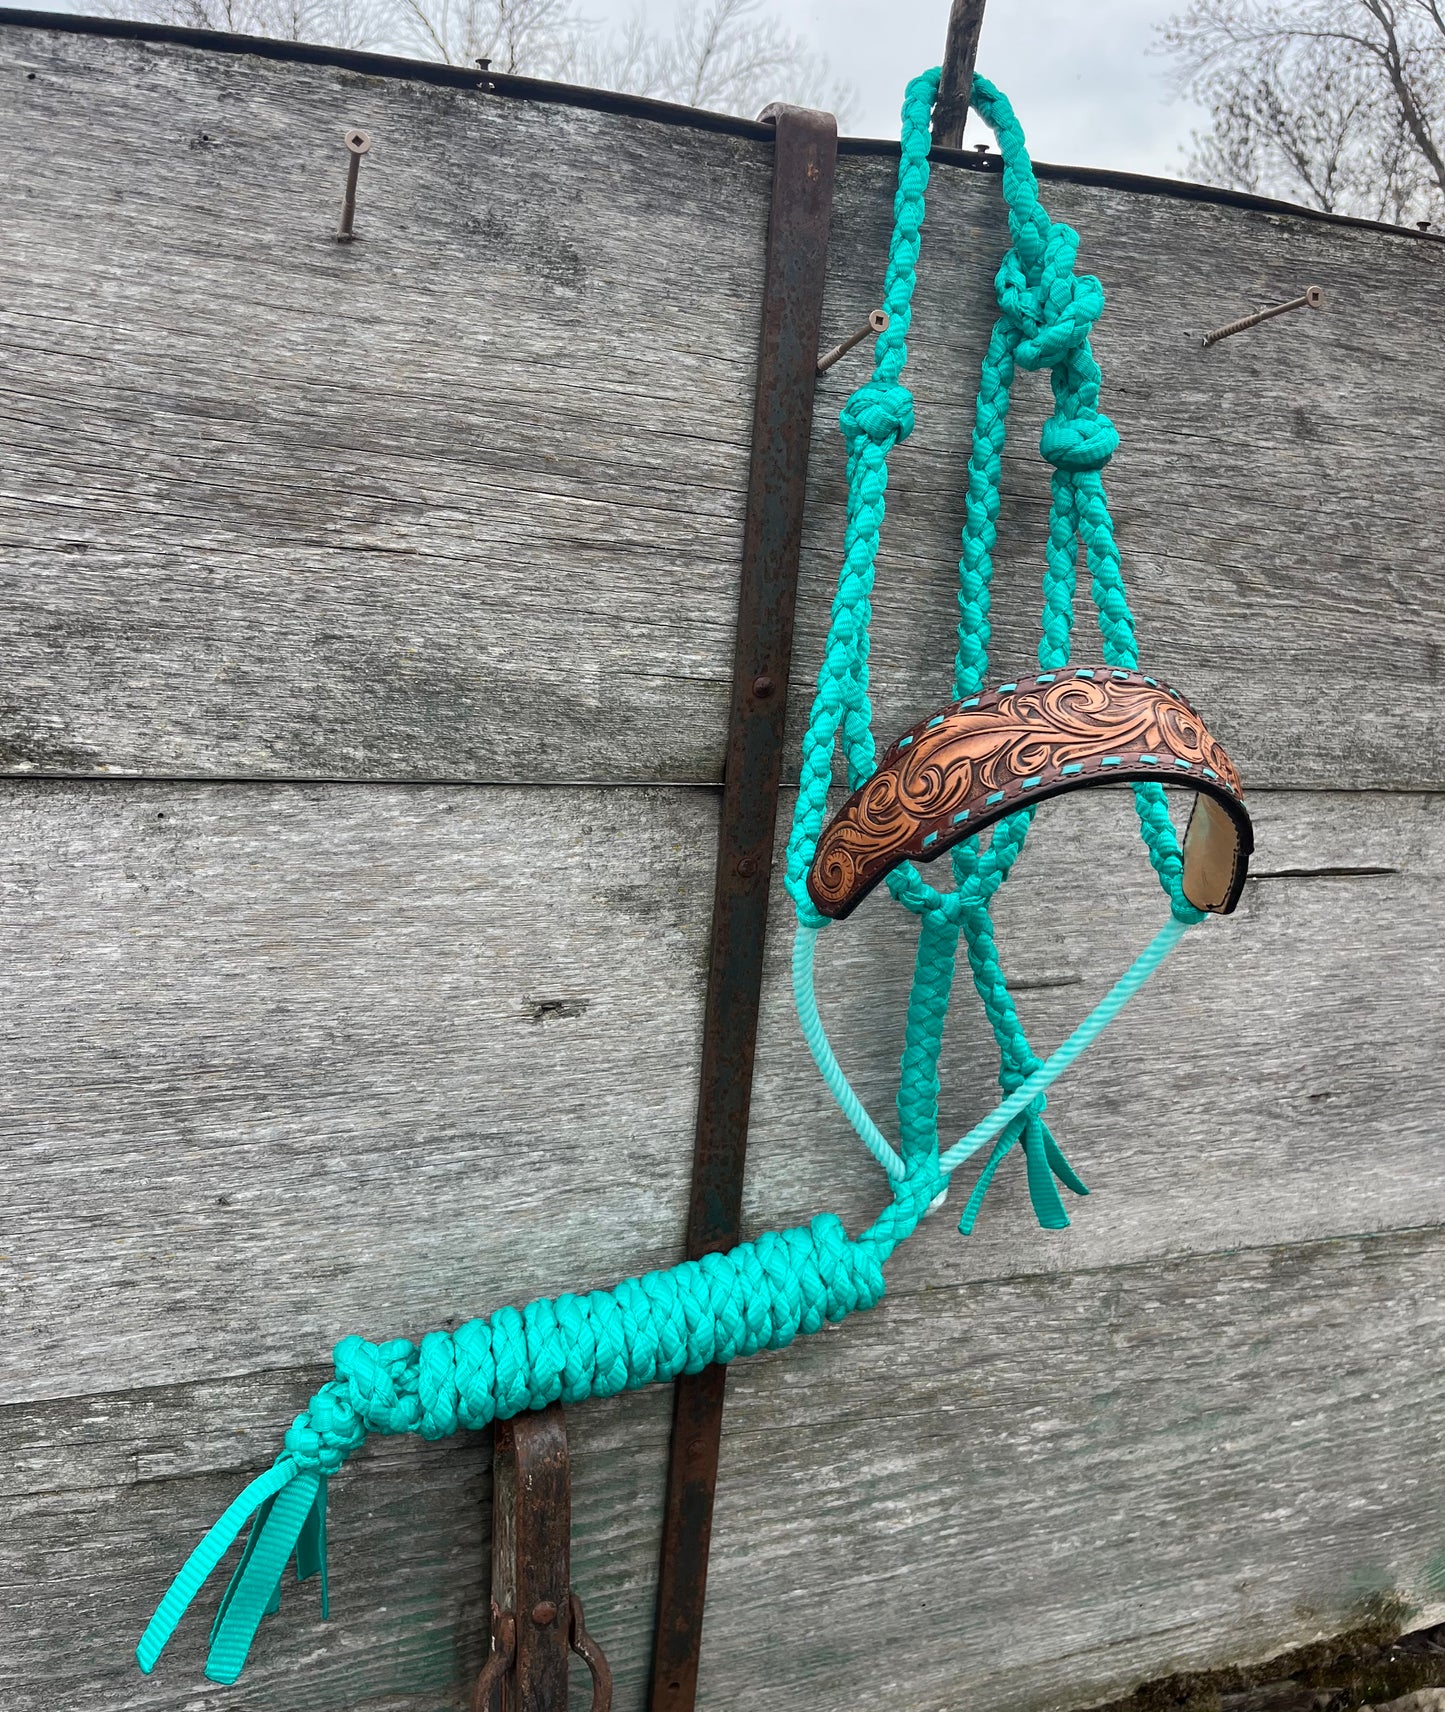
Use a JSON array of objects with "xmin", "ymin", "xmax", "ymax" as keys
[
  {"xmin": 474, "ymin": 1404, "xmax": 612, "ymax": 1712},
  {"xmin": 645, "ymin": 102, "xmax": 837, "ymax": 1712}
]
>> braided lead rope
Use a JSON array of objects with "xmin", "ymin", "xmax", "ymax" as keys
[{"xmin": 786, "ymin": 71, "xmax": 1203, "ymax": 1233}]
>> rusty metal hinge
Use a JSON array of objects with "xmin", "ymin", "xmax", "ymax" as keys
[{"xmin": 472, "ymin": 1404, "xmax": 612, "ymax": 1712}]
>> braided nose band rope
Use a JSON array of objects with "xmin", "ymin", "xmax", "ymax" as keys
[{"xmin": 136, "ymin": 71, "xmax": 1249, "ymax": 1687}]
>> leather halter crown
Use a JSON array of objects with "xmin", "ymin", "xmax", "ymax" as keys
[{"xmin": 808, "ymin": 669, "xmax": 1253, "ymax": 922}]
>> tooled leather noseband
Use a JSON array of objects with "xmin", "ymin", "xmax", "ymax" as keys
[{"xmin": 808, "ymin": 668, "xmax": 1252, "ymax": 922}]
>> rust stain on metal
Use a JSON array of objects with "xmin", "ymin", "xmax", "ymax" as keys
[{"xmin": 475, "ymin": 1404, "xmax": 612, "ymax": 1712}]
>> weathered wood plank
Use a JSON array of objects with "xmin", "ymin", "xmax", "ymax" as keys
[
  {"xmin": 4, "ymin": 777, "xmax": 1442, "ymax": 1406},
  {"xmin": 5, "ymin": 1228, "xmax": 1443, "ymax": 1712},
  {"xmin": 703, "ymin": 1226, "xmax": 1445, "ymax": 1712},
  {"xmin": 0, "ymin": 1373, "xmax": 674, "ymax": 1712},
  {"xmin": 1, "ymin": 24, "xmax": 1442, "ymax": 785}
]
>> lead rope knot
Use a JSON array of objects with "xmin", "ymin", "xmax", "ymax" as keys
[
  {"xmin": 993, "ymin": 207, "xmax": 1120, "ymax": 472},
  {"xmin": 283, "ymin": 1381, "xmax": 364, "ymax": 1473},
  {"xmin": 839, "ymin": 377, "xmax": 916, "ymax": 453}
]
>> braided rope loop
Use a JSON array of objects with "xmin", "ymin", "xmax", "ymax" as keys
[{"xmin": 784, "ymin": 71, "xmax": 1199, "ymax": 1237}]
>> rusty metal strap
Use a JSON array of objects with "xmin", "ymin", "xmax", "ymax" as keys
[{"xmin": 646, "ymin": 103, "xmax": 837, "ymax": 1712}]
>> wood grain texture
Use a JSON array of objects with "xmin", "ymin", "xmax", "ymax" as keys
[
  {"xmin": 5, "ymin": 1228, "xmax": 1444, "ymax": 1712},
  {"xmin": 3, "ymin": 778, "xmax": 1442, "ymax": 1408},
  {"xmin": 1, "ymin": 24, "xmax": 1443, "ymax": 786},
  {"xmin": 1, "ymin": 1372, "xmax": 675, "ymax": 1712},
  {"xmin": 3, "ymin": 21, "xmax": 1444, "ymax": 1712}
]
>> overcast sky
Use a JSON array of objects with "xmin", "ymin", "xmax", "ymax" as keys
[{"xmin": 604, "ymin": 0, "xmax": 1206, "ymax": 177}]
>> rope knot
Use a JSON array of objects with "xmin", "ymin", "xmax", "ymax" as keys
[
  {"xmin": 283, "ymin": 1377, "xmax": 365, "ymax": 1473},
  {"xmin": 994, "ymin": 226, "xmax": 1105, "ymax": 372},
  {"xmin": 332, "ymin": 1334, "xmax": 422, "ymax": 1434},
  {"xmin": 839, "ymin": 379, "xmax": 915, "ymax": 452},
  {"xmin": 1038, "ymin": 408, "xmax": 1120, "ymax": 472}
]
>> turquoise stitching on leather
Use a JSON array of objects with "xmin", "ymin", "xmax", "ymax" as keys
[{"xmin": 136, "ymin": 69, "xmax": 1213, "ymax": 1688}]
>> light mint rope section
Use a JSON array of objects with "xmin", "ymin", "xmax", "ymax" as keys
[
  {"xmin": 794, "ymin": 915, "xmax": 1192, "ymax": 1187},
  {"xmin": 937, "ymin": 915, "xmax": 1191, "ymax": 1173},
  {"xmin": 793, "ymin": 923, "xmax": 906, "ymax": 1182},
  {"xmin": 785, "ymin": 68, "xmax": 1205, "ymax": 1236}
]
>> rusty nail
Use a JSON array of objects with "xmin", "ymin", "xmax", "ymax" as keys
[
  {"xmin": 336, "ymin": 127, "xmax": 371, "ymax": 243},
  {"xmin": 531, "ymin": 1599, "xmax": 558, "ymax": 1626},
  {"xmin": 816, "ymin": 307, "xmax": 889, "ymax": 375},
  {"xmin": 752, "ymin": 674, "xmax": 775, "ymax": 699},
  {"xmin": 736, "ymin": 855, "xmax": 758, "ymax": 878},
  {"xmin": 1201, "ymin": 284, "xmax": 1323, "ymax": 348}
]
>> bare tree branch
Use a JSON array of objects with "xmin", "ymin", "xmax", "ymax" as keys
[
  {"xmin": 1162, "ymin": 0, "xmax": 1445, "ymax": 224},
  {"xmin": 94, "ymin": 0, "xmax": 854, "ymax": 123}
]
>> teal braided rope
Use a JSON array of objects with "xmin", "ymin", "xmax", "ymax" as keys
[
  {"xmin": 786, "ymin": 69, "xmax": 1203, "ymax": 1240},
  {"xmin": 138, "ymin": 71, "xmax": 1206, "ymax": 1689},
  {"xmin": 138, "ymin": 1195, "xmax": 941, "ymax": 1683}
]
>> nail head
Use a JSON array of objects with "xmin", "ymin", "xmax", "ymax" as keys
[
  {"xmin": 531, "ymin": 1600, "xmax": 558, "ymax": 1626},
  {"xmin": 752, "ymin": 674, "xmax": 775, "ymax": 699}
]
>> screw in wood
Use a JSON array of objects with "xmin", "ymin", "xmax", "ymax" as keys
[
  {"xmin": 1201, "ymin": 284, "xmax": 1324, "ymax": 348},
  {"xmin": 336, "ymin": 128, "xmax": 372, "ymax": 243},
  {"xmin": 816, "ymin": 308, "xmax": 890, "ymax": 376}
]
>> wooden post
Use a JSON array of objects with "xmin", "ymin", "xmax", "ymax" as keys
[{"xmin": 934, "ymin": 0, "xmax": 988, "ymax": 150}]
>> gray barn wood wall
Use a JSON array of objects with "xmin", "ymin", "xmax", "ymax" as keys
[{"xmin": 2, "ymin": 17, "xmax": 1444, "ymax": 1712}]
